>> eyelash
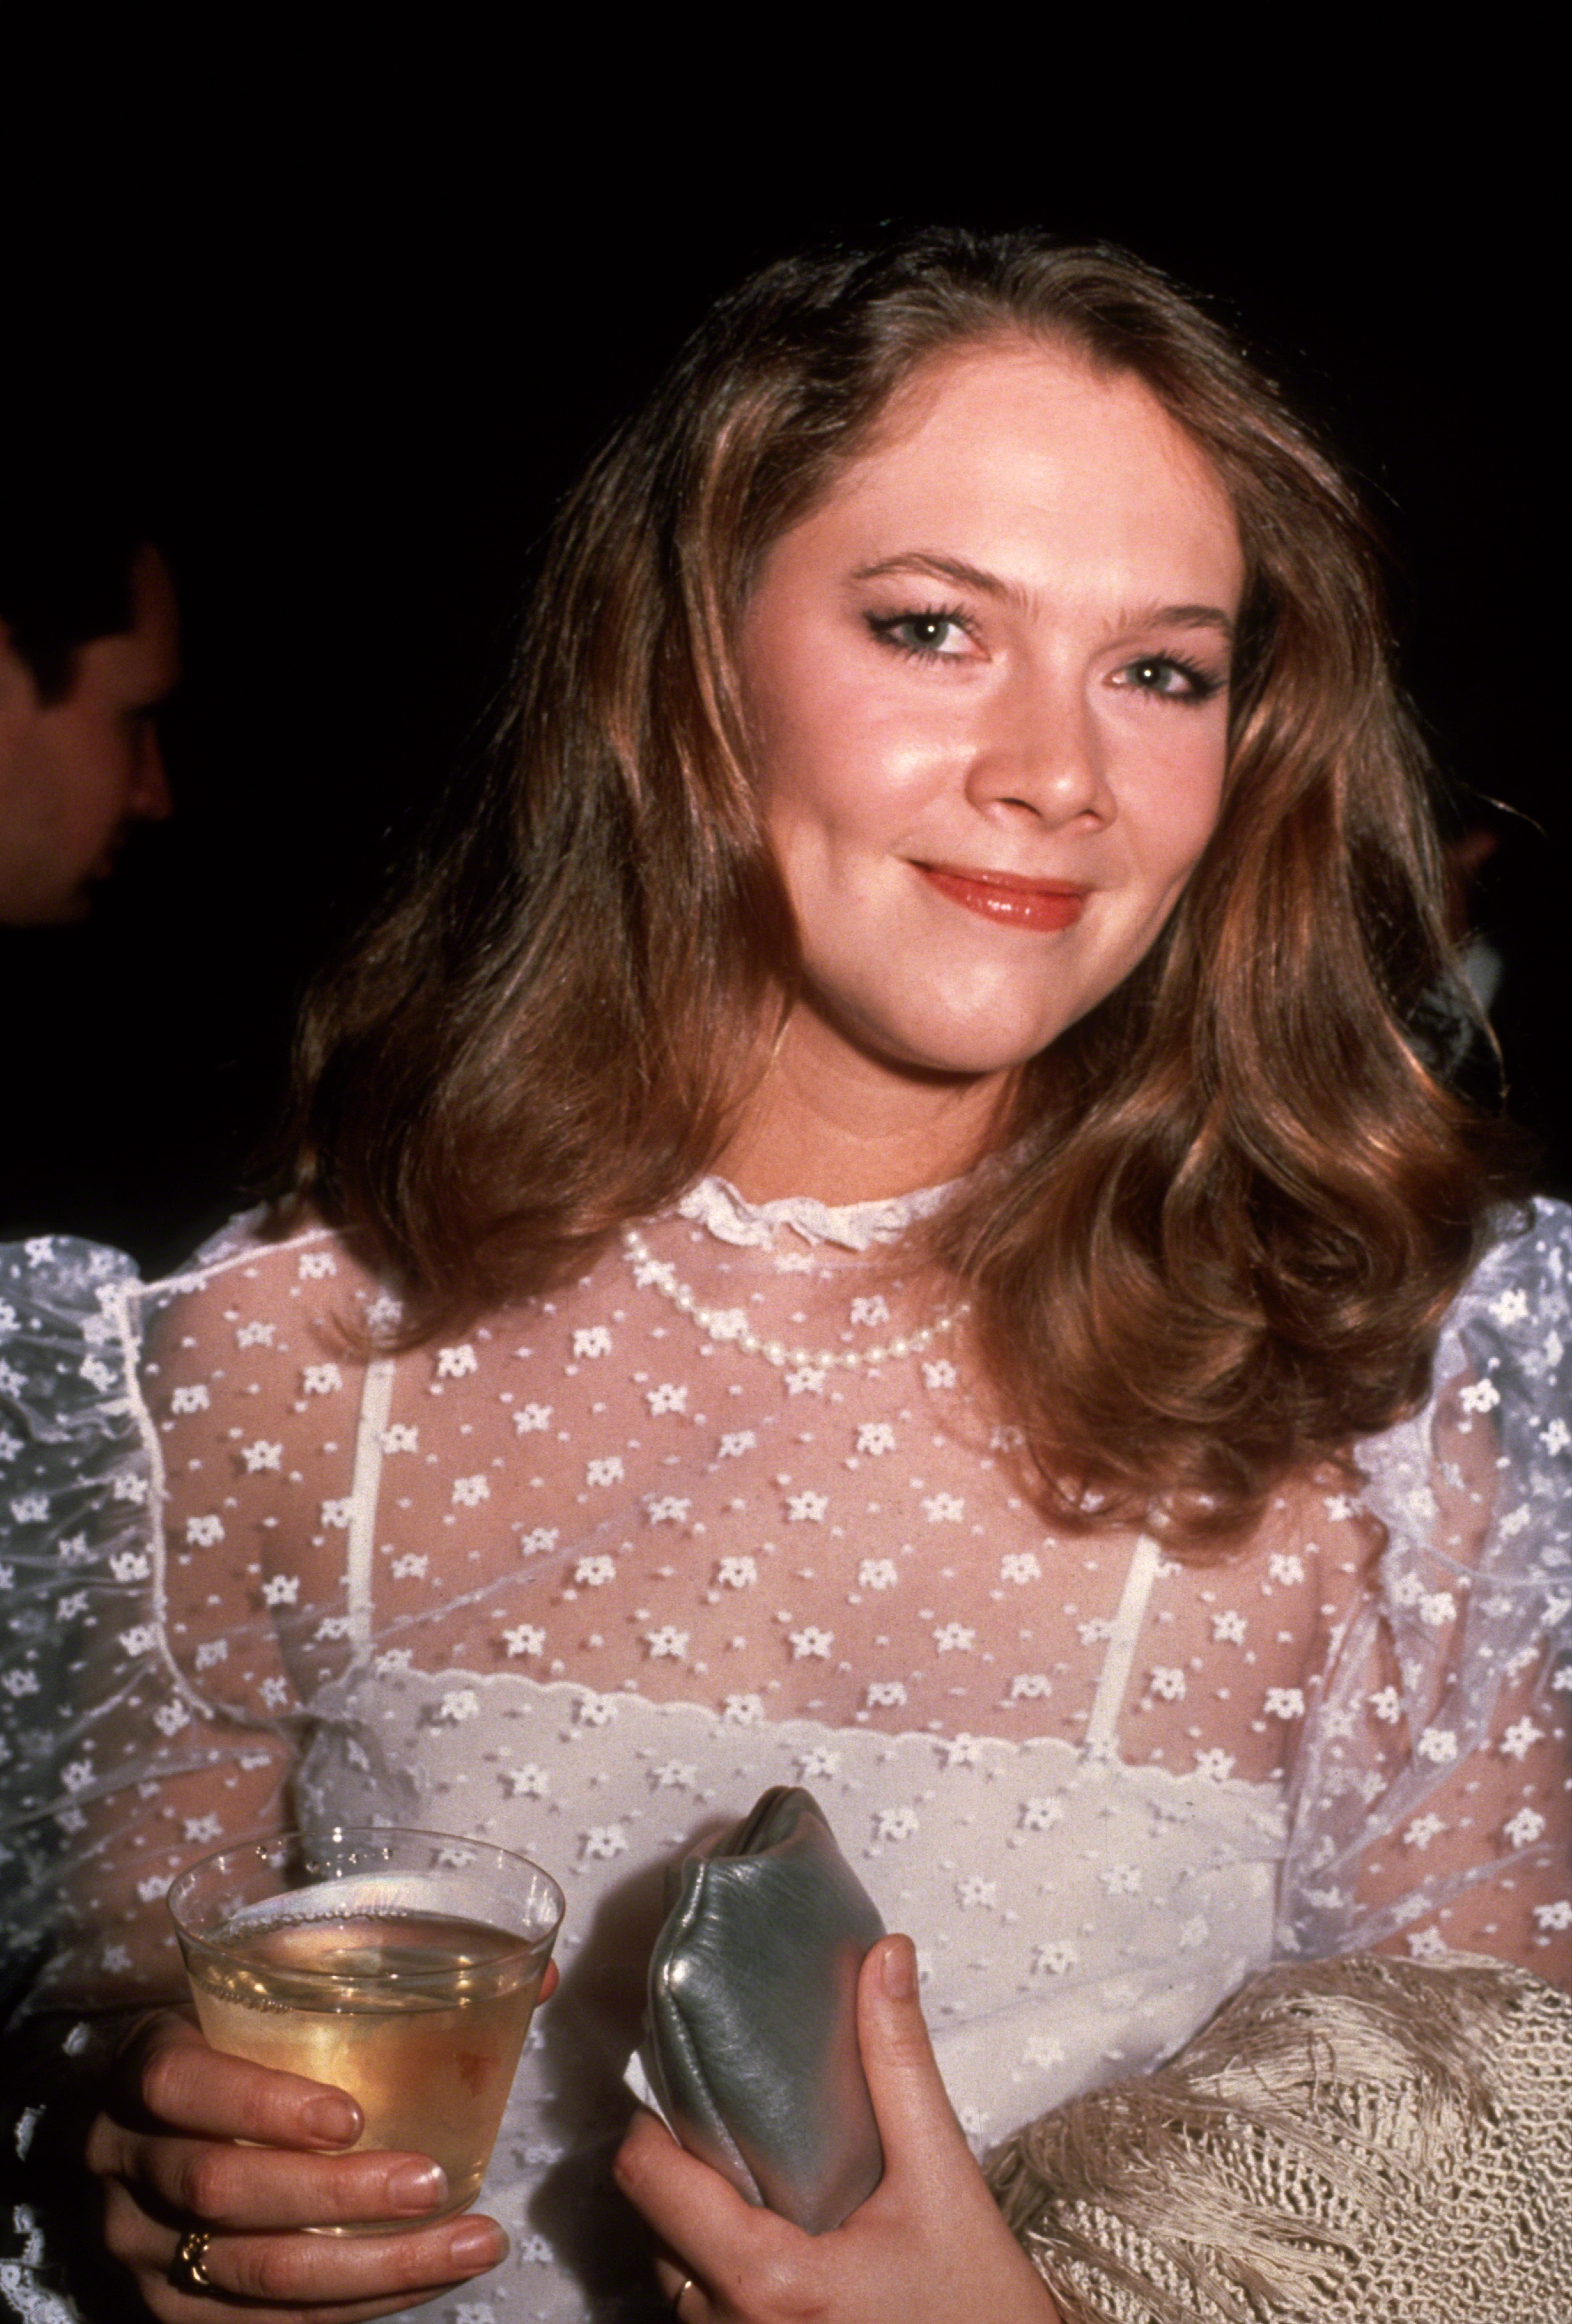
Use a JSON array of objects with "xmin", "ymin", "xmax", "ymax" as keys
[
  {"xmin": 864, "ymin": 604, "xmax": 975, "ymax": 661},
  {"xmin": 865, "ymin": 608, "xmax": 1227, "ymax": 703},
  {"xmin": 1113, "ymin": 655, "xmax": 1227, "ymax": 706}
]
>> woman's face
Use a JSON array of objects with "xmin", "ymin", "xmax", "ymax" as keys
[{"xmin": 738, "ymin": 337, "xmax": 1244, "ymax": 1101}]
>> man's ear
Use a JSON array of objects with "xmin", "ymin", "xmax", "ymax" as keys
[{"xmin": 0, "ymin": 619, "xmax": 41, "ymax": 722}]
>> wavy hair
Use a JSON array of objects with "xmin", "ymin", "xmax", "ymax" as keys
[{"xmin": 289, "ymin": 229, "xmax": 1521, "ymax": 1542}]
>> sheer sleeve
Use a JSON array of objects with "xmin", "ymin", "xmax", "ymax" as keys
[
  {"xmin": 987, "ymin": 1206, "xmax": 1572, "ymax": 2322},
  {"xmin": 1, "ymin": 1235, "xmax": 156, "ymax": 2018},
  {"xmin": 0, "ymin": 1226, "xmax": 386, "ymax": 2318},
  {"xmin": 0, "ymin": 1222, "xmax": 382, "ymax": 2021},
  {"xmin": 1281, "ymin": 1197, "xmax": 1572, "ymax": 1985}
]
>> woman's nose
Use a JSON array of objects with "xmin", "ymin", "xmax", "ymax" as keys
[{"xmin": 963, "ymin": 667, "xmax": 1114, "ymax": 827}]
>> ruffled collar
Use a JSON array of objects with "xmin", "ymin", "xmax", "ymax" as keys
[{"xmin": 676, "ymin": 1173, "xmax": 959, "ymax": 1254}]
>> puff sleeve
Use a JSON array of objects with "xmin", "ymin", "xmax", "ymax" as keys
[
  {"xmin": 1280, "ymin": 1197, "xmax": 1572, "ymax": 1980},
  {"xmin": 988, "ymin": 1205, "xmax": 1572, "ymax": 2322}
]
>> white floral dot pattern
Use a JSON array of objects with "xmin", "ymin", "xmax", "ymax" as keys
[{"xmin": 1, "ymin": 1187, "xmax": 1568, "ymax": 2323}]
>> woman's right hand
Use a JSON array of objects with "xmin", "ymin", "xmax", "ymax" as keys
[{"xmin": 84, "ymin": 2010, "xmax": 509, "ymax": 2322}]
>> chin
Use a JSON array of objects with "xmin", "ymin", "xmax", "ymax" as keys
[
  {"xmin": 803, "ymin": 972, "xmax": 1077, "ymax": 1086},
  {"xmin": 850, "ymin": 1013, "xmax": 1065, "ymax": 1083}
]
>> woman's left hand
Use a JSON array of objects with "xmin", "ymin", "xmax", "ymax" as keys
[{"xmin": 614, "ymin": 1934, "xmax": 1062, "ymax": 2323}]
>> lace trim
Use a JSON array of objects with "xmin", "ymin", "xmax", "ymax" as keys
[
  {"xmin": 317, "ymin": 1663, "xmax": 1289, "ymax": 1810},
  {"xmin": 675, "ymin": 1173, "xmax": 960, "ymax": 1252}
]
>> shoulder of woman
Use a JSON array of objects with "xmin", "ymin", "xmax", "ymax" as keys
[
  {"xmin": 143, "ymin": 1205, "xmax": 397, "ymax": 1353},
  {"xmin": 166, "ymin": 1199, "xmax": 374, "ymax": 1284}
]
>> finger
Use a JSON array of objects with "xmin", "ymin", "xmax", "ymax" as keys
[
  {"xmin": 653, "ymin": 2252, "xmax": 715, "ymax": 2320},
  {"xmin": 613, "ymin": 2107, "xmax": 798, "ymax": 2303},
  {"xmin": 107, "ymin": 2185, "xmax": 508, "ymax": 2324},
  {"xmin": 109, "ymin": 2130, "xmax": 455, "ymax": 2230},
  {"xmin": 855, "ymin": 1935, "xmax": 975, "ymax": 2183},
  {"xmin": 539, "ymin": 1957, "xmax": 559, "ymax": 2005},
  {"xmin": 181, "ymin": 2215, "xmax": 508, "ymax": 2311},
  {"xmin": 117, "ymin": 2012, "xmax": 365, "ymax": 2148},
  {"xmin": 854, "ymin": 1940, "xmax": 1064, "ymax": 2319}
]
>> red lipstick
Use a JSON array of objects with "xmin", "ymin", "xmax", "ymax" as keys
[{"xmin": 916, "ymin": 864, "xmax": 1087, "ymax": 931}]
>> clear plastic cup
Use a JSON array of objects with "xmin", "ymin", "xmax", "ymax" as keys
[{"xmin": 168, "ymin": 1824, "xmax": 564, "ymax": 2231}]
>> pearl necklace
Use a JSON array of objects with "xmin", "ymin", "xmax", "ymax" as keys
[{"xmin": 621, "ymin": 1225, "xmax": 968, "ymax": 1372}]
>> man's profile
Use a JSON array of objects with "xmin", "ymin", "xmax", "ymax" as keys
[{"xmin": 1, "ymin": 499, "xmax": 178, "ymax": 926}]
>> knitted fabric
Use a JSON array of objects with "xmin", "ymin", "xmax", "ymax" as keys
[{"xmin": 987, "ymin": 1952, "xmax": 1572, "ymax": 2324}]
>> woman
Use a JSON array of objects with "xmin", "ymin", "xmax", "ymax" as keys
[{"xmin": 2, "ymin": 230, "xmax": 1567, "ymax": 2323}]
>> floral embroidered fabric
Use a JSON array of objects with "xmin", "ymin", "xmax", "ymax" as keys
[{"xmin": 2, "ymin": 1187, "xmax": 1569, "ymax": 2322}]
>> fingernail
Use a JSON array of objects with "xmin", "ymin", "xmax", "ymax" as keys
[
  {"xmin": 387, "ymin": 2159, "xmax": 451, "ymax": 2211},
  {"xmin": 881, "ymin": 1934, "xmax": 916, "ymax": 2000},
  {"xmin": 449, "ymin": 2219, "xmax": 508, "ymax": 2268},
  {"xmin": 302, "ymin": 2095, "xmax": 361, "ymax": 2146}
]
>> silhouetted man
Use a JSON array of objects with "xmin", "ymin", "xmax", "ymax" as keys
[{"xmin": 1, "ymin": 514, "xmax": 178, "ymax": 925}]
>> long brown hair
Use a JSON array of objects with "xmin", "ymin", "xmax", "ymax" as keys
[{"xmin": 290, "ymin": 229, "xmax": 1521, "ymax": 1540}]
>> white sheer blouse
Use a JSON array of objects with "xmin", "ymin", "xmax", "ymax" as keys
[{"xmin": 2, "ymin": 1184, "xmax": 1569, "ymax": 2322}]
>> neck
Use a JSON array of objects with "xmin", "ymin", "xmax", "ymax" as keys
[{"xmin": 715, "ymin": 1009, "xmax": 1011, "ymax": 1206}]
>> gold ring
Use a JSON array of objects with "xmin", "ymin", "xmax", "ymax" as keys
[
  {"xmin": 170, "ymin": 2227, "xmax": 215, "ymax": 2291},
  {"xmin": 670, "ymin": 2272, "xmax": 698, "ymax": 2317}
]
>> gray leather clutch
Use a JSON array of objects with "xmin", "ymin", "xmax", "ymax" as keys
[{"xmin": 644, "ymin": 1786, "xmax": 886, "ymax": 2234}]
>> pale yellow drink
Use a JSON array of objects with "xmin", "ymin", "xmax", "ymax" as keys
[
  {"xmin": 169, "ymin": 1830, "xmax": 564, "ymax": 2233},
  {"xmin": 187, "ymin": 1902, "xmax": 544, "ymax": 2217}
]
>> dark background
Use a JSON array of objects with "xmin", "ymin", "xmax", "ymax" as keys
[{"xmin": 2, "ymin": 42, "xmax": 1560, "ymax": 1271}]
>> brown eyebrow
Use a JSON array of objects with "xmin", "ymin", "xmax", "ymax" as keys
[
  {"xmin": 1140, "ymin": 604, "xmax": 1237, "ymax": 642},
  {"xmin": 852, "ymin": 551, "xmax": 1026, "ymax": 604},
  {"xmin": 849, "ymin": 553, "xmax": 1236, "ymax": 644}
]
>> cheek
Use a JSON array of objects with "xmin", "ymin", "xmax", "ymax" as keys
[
  {"xmin": 49, "ymin": 735, "xmax": 138, "ymax": 845},
  {"xmin": 757, "ymin": 710, "xmax": 956, "ymax": 873},
  {"xmin": 1129, "ymin": 734, "xmax": 1228, "ymax": 881},
  {"xmin": 746, "ymin": 629, "xmax": 956, "ymax": 845}
]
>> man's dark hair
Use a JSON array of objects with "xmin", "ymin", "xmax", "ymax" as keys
[{"xmin": 1, "ymin": 464, "xmax": 152, "ymax": 703}]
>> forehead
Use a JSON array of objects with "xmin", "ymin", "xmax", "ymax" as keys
[
  {"xmin": 793, "ymin": 335, "xmax": 1241, "ymax": 587},
  {"xmin": 127, "ymin": 546, "xmax": 181, "ymax": 685},
  {"xmin": 76, "ymin": 546, "xmax": 181, "ymax": 706}
]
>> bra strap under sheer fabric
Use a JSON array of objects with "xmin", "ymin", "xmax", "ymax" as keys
[
  {"xmin": 345, "ymin": 1356, "xmax": 396, "ymax": 1659},
  {"xmin": 1084, "ymin": 1534, "xmax": 1162, "ymax": 1754}
]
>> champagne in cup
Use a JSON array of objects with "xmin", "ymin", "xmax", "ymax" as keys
[{"xmin": 169, "ymin": 1825, "xmax": 564, "ymax": 2232}]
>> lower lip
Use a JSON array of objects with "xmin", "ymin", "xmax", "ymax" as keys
[{"xmin": 917, "ymin": 867, "xmax": 1087, "ymax": 932}]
